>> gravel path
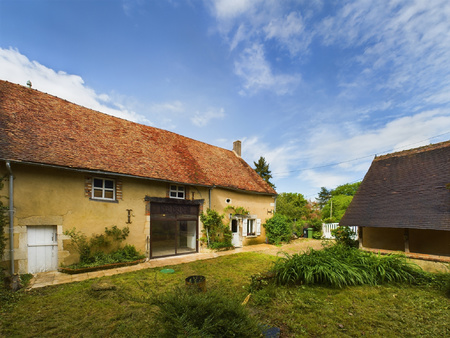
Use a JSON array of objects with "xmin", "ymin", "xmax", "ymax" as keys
[{"xmin": 255, "ymin": 238, "xmax": 328, "ymax": 256}]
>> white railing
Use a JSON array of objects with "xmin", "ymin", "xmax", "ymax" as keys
[{"xmin": 322, "ymin": 223, "xmax": 358, "ymax": 240}]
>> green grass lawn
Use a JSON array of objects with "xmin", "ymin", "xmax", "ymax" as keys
[{"xmin": 1, "ymin": 252, "xmax": 449, "ymax": 337}]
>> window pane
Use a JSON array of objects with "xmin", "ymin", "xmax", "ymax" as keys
[
  {"xmin": 93, "ymin": 178, "xmax": 103, "ymax": 188},
  {"xmin": 104, "ymin": 180, "xmax": 114, "ymax": 189},
  {"xmin": 104, "ymin": 190, "xmax": 114, "ymax": 199},
  {"xmin": 93, "ymin": 189, "xmax": 103, "ymax": 198},
  {"xmin": 177, "ymin": 192, "xmax": 184, "ymax": 198},
  {"xmin": 170, "ymin": 185, "xmax": 177, "ymax": 191},
  {"xmin": 170, "ymin": 191, "xmax": 177, "ymax": 197},
  {"xmin": 178, "ymin": 186, "xmax": 184, "ymax": 192}
]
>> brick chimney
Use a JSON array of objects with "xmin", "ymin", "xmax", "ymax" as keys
[{"xmin": 233, "ymin": 140, "xmax": 241, "ymax": 157}]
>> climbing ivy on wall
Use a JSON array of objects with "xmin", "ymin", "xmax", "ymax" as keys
[
  {"xmin": 200, "ymin": 209, "xmax": 232, "ymax": 249},
  {"xmin": 224, "ymin": 205, "xmax": 249, "ymax": 216},
  {"xmin": 0, "ymin": 176, "xmax": 8, "ymax": 259}
]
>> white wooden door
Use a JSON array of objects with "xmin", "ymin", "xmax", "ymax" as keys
[
  {"xmin": 231, "ymin": 219, "xmax": 242, "ymax": 247},
  {"xmin": 27, "ymin": 226, "xmax": 58, "ymax": 273}
]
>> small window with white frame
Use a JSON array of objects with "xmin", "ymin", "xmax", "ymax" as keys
[
  {"xmin": 92, "ymin": 178, "xmax": 115, "ymax": 200},
  {"xmin": 243, "ymin": 218, "xmax": 261, "ymax": 237},
  {"xmin": 247, "ymin": 219, "xmax": 255, "ymax": 236},
  {"xmin": 169, "ymin": 185, "xmax": 185, "ymax": 199}
]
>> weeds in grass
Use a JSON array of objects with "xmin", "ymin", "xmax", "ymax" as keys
[{"xmin": 130, "ymin": 285, "xmax": 261, "ymax": 337}]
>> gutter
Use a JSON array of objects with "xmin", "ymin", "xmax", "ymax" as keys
[{"xmin": 5, "ymin": 161, "xmax": 14, "ymax": 275}]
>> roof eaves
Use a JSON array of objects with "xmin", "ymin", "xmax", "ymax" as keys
[{"xmin": 2, "ymin": 158, "xmax": 277, "ymax": 195}]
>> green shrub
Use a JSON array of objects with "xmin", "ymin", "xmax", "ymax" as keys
[
  {"xmin": 65, "ymin": 245, "xmax": 145, "ymax": 269},
  {"xmin": 200, "ymin": 209, "xmax": 232, "ymax": 249},
  {"xmin": 263, "ymin": 214, "xmax": 292, "ymax": 245},
  {"xmin": 331, "ymin": 225, "xmax": 358, "ymax": 247},
  {"xmin": 271, "ymin": 244, "xmax": 425, "ymax": 288},
  {"xmin": 151, "ymin": 287, "xmax": 260, "ymax": 337},
  {"xmin": 63, "ymin": 226, "xmax": 144, "ymax": 268}
]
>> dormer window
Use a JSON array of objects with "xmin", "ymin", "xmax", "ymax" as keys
[
  {"xmin": 170, "ymin": 185, "xmax": 185, "ymax": 199},
  {"xmin": 92, "ymin": 178, "xmax": 115, "ymax": 200}
]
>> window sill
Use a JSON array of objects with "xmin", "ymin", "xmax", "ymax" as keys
[{"xmin": 89, "ymin": 198, "xmax": 119, "ymax": 204}]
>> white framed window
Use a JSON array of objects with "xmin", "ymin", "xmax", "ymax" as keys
[
  {"xmin": 92, "ymin": 178, "xmax": 115, "ymax": 200},
  {"xmin": 243, "ymin": 218, "xmax": 261, "ymax": 237},
  {"xmin": 247, "ymin": 219, "xmax": 255, "ymax": 236},
  {"xmin": 169, "ymin": 185, "xmax": 185, "ymax": 199}
]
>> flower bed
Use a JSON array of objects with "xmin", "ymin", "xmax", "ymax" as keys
[{"xmin": 58, "ymin": 258, "xmax": 146, "ymax": 275}]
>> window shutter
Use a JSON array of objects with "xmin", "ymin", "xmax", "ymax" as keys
[
  {"xmin": 256, "ymin": 219, "xmax": 261, "ymax": 236},
  {"xmin": 242, "ymin": 219, "xmax": 247, "ymax": 237}
]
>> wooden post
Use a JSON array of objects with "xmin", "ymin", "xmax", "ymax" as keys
[
  {"xmin": 404, "ymin": 228, "xmax": 410, "ymax": 253},
  {"xmin": 358, "ymin": 227, "xmax": 363, "ymax": 249}
]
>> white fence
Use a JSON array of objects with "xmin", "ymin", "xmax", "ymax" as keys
[{"xmin": 322, "ymin": 223, "xmax": 358, "ymax": 240}]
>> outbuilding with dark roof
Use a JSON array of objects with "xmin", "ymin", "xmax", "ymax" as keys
[{"xmin": 340, "ymin": 140, "xmax": 450, "ymax": 258}]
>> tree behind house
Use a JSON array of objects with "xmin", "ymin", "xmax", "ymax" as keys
[
  {"xmin": 319, "ymin": 181, "xmax": 361, "ymax": 223},
  {"xmin": 275, "ymin": 192, "xmax": 322, "ymax": 237},
  {"xmin": 253, "ymin": 156, "xmax": 275, "ymax": 189}
]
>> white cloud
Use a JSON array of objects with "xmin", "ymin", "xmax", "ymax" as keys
[
  {"xmin": 0, "ymin": 47, "xmax": 151, "ymax": 124},
  {"xmin": 209, "ymin": 0, "xmax": 258, "ymax": 19},
  {"xmin": 234, "ymin": 44, "xmax": 300, "ymax": 95},
  {"xmin": 317, "ymin": 0, "xmax": 450, "ymax": 103},
  {"xmin": 208, "ymin": 1, "xmax": 310, "ymax": 95},
  {"xmin": 191, "ymin": 107, "xmax": 225, "ymax": 127},
  {"xmin": 241, "ymin": 136, "xmax": 300, "ymax": 180},
  {"xmin": 300, "ymin": 170, "xmax": 355, "ymax": 192},
  {"xmin": 264, "ymin": 11, "xmax": 311, "ymax": 55}
]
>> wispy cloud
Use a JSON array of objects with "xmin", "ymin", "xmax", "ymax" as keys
[
  {"xmin": 317, "ymin": 0, "xmax": 450, "ymax": 106},
  {"xmin": 234, "ymin": 44, "xmax": 300, "ymax": 95},
  {"xmin": 208, "ymin": 0, "xmax": 310, "ymax": 95},
  {"xmin": 263, "ymin": 11, "xmax": 311, "ymax": 56},
  {"xmin": 191, "ymin": 107, "xmax": 225, "ymax": 127}
]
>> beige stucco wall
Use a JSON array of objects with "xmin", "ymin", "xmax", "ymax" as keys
[
  {"xmin": 1, "ymin": 162, "xmax": 276, "ymax": 273},
  {"xmin": 209, "ymin": 188, "xmax": 276, "ymax": 246},
  {"xmin": 363, "ymin": 227, "xmax": 450, "ymax": 256}
]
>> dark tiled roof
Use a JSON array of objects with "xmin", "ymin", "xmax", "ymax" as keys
[
  {"xmin": 340, "ymin": 141, "xmax": 450, "ymax": 231},
  {"xmin": 0, "ymin": 80, "xmax": 276, "ymax": 195}
]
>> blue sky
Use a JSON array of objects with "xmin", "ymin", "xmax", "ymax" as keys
[{"xmin": 1, "ymin": 0, "xmax": 449, "ymax": 199}]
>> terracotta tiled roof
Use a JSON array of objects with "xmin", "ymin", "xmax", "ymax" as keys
[
  {"xmin": 0, "ymin": 80, "xmax": 276, "ymax": 195},
  {"xmin": 340, "ymin": 140, "xmax": 450, "ymax": 231}
]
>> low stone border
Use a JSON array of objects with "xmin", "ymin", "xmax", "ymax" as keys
[{"xmin": 58, "ymin": 258, "xmax": 146, "ymax": 275}]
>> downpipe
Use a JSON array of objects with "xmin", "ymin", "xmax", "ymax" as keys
[{"xmin": 6, "ymin": 161, "xmax": 14, "ymax": 275}]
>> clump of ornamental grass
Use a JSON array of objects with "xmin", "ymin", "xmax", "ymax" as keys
[{"xmin": 271, "ymin": 244, "xmax": 428, "ymax": 288}]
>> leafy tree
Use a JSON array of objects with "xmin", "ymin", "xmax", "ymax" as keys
[
  {"xmin": 276, "ymin": 193, "xmax": 308, "ymax": 221},
  {"xmin": 276, "ymin": 193, "xmax": 322, "ymax": 237},
  {"xmin": 331, "ymin": 182, "xmax": 361, "ymax": 197},
  {"xmin": 321, "ymin": 182, "xmax": 361, "ymax": 222},
  {"xmin": 253, "ymin": 156, "xmax": 275, "ymax": 189}
]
